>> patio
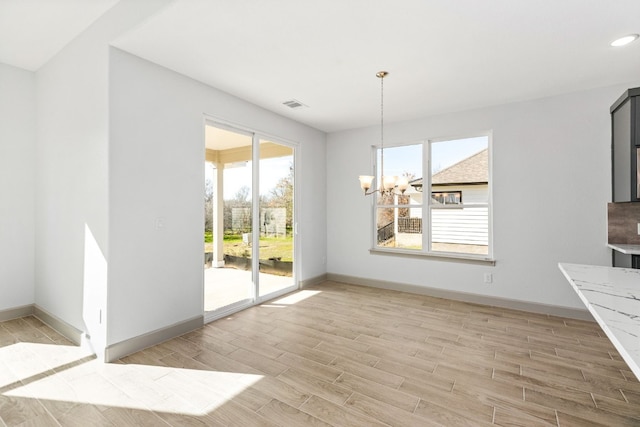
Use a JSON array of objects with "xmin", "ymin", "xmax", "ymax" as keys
[{"xmin": 204, "ymin": 266, "xmax": 294, "ymax": 312}]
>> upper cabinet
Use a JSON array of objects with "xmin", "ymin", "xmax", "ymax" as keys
[{"xmin": 611, "ymin": 87, "xmax": 640, "ymax": 202}]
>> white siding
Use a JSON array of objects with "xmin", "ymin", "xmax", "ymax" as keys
[
  {"xmin": 431, "ymin": 185, "xmax": 488, "ymax": 245},
  {"xmin": 406, "ymin": 185, "xmax": 489, "ymax": 245},
  {"xmin": 448, "ymin": 185, "xmax": 487, "ymax": 204},
  {"xmin": 431, "ymin": 207, "xmax": 488, "ymax": 245},
  {"xmin": 409, "ymin": 192, "xmax": 423, "ymax": 218}
]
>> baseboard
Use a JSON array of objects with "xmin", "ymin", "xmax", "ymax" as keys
[
  {"xmin": 0, "ymin": 304, "xmax": 34, "ymax": 322},
  {"xmin": 104, "ymin": 315, "xmax": 204, "ymax": 362},
  {"xmin": 299, "ymin": 273, "xmax": 328, "ymax": 289},
  {"xmin": 0, "ymin": 304, "xmax": 85, "ymax": 345},
  {"xmin": 3, "ymin": 305, "xmax": 212, "ymax": 363},
  {"xmin": 326, "ymin": 273, "xmax": 594, "ymax": 321},
  {"xmin": 33, "ymin": 305, "xmax": 84, "ymax": 345}
]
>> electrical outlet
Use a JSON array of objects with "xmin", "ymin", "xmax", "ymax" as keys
[
  {"xmin": 155, "ymin": 217, "xmax": 165, "ymax": 231},
  {"xmin": 484, "ymin": 273, "xmax": 493, "ymax": 284}
]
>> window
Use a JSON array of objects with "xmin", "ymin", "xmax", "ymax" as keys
[
  {"xmin": 373, "ymin": 135, "xmax": 492, "ymax": 260},
  {"xmin": 432, "ymin": 191, "xmax": 462, "ymax": 205}
]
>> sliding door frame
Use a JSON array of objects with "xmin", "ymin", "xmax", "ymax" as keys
[{"xmin": 203, "ymin": 115, "xmax": 300, "ymax": 323}]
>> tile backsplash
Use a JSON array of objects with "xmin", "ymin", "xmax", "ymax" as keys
[{"xmin": 608, "ymin": 202, "xmax": 640, "ymax": 244}]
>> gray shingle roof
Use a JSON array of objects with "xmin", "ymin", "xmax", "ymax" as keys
[{"xmin": 410, "ymin": 148, "xmax": 488, "ymax": 187}]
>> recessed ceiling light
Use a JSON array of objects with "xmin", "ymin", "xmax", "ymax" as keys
[{"xmin": 610, "ymin": 34, "xmax": 639, "ymax": 47}]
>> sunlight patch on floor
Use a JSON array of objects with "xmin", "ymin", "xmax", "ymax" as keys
[
  {"xmin": 269, "ymin": 290, "xmax": 322, "ymax": 305},
  {"xmin": 1, "ymin": 342, "xmax": 263, "ymax": 416},
  {"xmin": 0, "ymin": 341, "xmax": 94, "ymax": 389}
]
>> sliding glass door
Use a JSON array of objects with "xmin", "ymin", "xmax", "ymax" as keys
[
  {"xmin": 203, "ymin": 122, "xmax": 296, "ymax": 319},
  {"xmin": 204, "ymin": 126, "xmax": 254, "ymax": 312},
  {"xmin": 258, "ymin": 139, "xmax": 294, "ymax": 297}
]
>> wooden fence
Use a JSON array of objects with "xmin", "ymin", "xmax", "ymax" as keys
[
  {"xmin": 377, "ymin": 217, "xmax": 423, "ymax": 243},
  {"xmin": 398, "ymin": 217, "xmax": 422, "ymax": 234}
]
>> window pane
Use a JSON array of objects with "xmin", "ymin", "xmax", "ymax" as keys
[
  {"xmin": 376, "ymin": 208, "xmax": 423, "ymax": 250},
  {"xmin": 431, "ymin": 137, "xmax": 489, "ymax": 203},
  {"xmin": 430, "ymin": 207, "xmax": 488, "ymax": 255},
  {"xmin": 431, "ymin": 191, "xmax": 462, "ymax": 205},
  {"xmin": 258, "ymin": 139, "xmax": 294, "ymax": 298},
  {"xmin": 205, "ymin": 125, "xmax": 253, "ymax": 312},
  {"xmin": 376, "ymin": 144, "xmax": 422, "ymax": 205},
  {"xmin": 429, "ymin": 136, "xmax": 490, "ymax": 256}
]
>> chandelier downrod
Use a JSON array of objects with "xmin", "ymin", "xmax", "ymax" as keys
[
  {"xmin": 378, "ymin": 71, "xmax": 386, "ymax": 190},
  {"xmin": 358, "ymin": 71, "xmax": 409, "ymax": 196}
]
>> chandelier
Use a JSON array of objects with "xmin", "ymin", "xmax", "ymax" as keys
[{"xmin": 358, "ymin": 71, "xmax": 409, "ymax": 196}]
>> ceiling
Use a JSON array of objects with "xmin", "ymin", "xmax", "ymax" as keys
[
  {"xmin": 3, "ymin": 1, "xmax": 640, "ymax": 132},
  {"xmin": 0, "ymin": 0, "xmax": 119, "ymax": 70}
]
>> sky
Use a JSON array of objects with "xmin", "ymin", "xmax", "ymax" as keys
[{"xmin": 380, "ymin": 136, "xmax": 488, "ymax": 179}]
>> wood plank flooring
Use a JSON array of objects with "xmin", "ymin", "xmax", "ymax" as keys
[{"xmin": 1, "ymin": 281, "xmax": 640, "ymax": 426}]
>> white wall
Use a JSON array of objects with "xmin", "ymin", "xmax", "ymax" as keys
[
  {"xmin": 34, "ymin": 0, "xmax": 173, "ymax": 355},
  {"xmin": 0, "ymin": 63, "xmax": 35, "ymax": 311},
  {"xmin": 327, "ymin": 83, "xmax": 640, "ymax": 310},
  {"xmin": 108, "ymin": 49, "xmax": 326, "ymax": 346}
]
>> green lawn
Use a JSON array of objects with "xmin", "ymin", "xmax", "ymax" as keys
[{"xmin": 204, "ymin": 232, "xmax": 293, "ymax": 261}]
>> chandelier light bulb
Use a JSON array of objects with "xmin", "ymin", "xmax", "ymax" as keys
[
  {"xmin": 382, "ymin": 175, "xmax": 397, "ymax": 190},
  {"xmin": 359, "ymin": 175, "xmax": 374, "ymax": 193}
]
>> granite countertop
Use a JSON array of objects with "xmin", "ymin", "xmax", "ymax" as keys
[
  {"xmin": 558, "ymin": 263, "xmax": 640, "ymax": 380},
  {"xmin": 608, "ymin": 243, "xmax": 640, "ymax": 255}
]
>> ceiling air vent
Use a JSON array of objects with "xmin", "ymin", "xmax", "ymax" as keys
[{"xmin": 282, "ymin": 99, "xmax": 308, "ymax": 109}]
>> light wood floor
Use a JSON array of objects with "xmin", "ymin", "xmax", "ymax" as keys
[{"xmin": 1, "ymin": 281, "xmax": 640, "ymax": 426}]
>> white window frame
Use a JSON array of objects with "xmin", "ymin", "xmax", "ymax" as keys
[{"xmin": 369, "ymin": 132, "xmax": 494, "ymax": 264}]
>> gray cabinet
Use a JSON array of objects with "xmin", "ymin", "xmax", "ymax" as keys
[
  {"xmin": 611, "ymin": 87, "xmax": 640, "ymax": 268},
  {"xmin": 611, "ymin": 87, "xmax": 640, "ymax": 202}
]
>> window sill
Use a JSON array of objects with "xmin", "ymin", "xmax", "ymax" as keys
[{"xmin": 369, "ymin": 247, "xmax": 496, "ymax": 266}]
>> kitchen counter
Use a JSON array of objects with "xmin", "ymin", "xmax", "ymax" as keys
[
  {"xmin": 608, "ymin": 243, "xmax": 640, "ymax": 255},
  {"xmin": 558, "ymin": 263, "xmax": 640, "ymax": 380}
]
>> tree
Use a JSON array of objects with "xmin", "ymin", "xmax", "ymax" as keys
[
  {"xmin": 233, "ymin": 186, "xmax": 250, "ymax": 203},
  {"xmin": 265, "ymin": 163, "xmax": 294, "ymax": 231},
  {"xmin": 376, "ymin": 171, "xmax": 415, "ymax": 228},
  {"xmin": 224, "ymin": 185, "xmax": 252, "ymax": 233},
  {"xmin": 204, "ymin": 177, "xmax": 214, "ymax": 233}
]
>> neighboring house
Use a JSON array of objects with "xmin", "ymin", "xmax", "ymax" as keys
[{"xmin": 404, "ymin": 148, "xmax": 489, "ymax": 246}]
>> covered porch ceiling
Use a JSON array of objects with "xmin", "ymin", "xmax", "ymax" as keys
[{"xmin": 204, "ymin": 125, "xmax": 292, "ymax": 165}]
